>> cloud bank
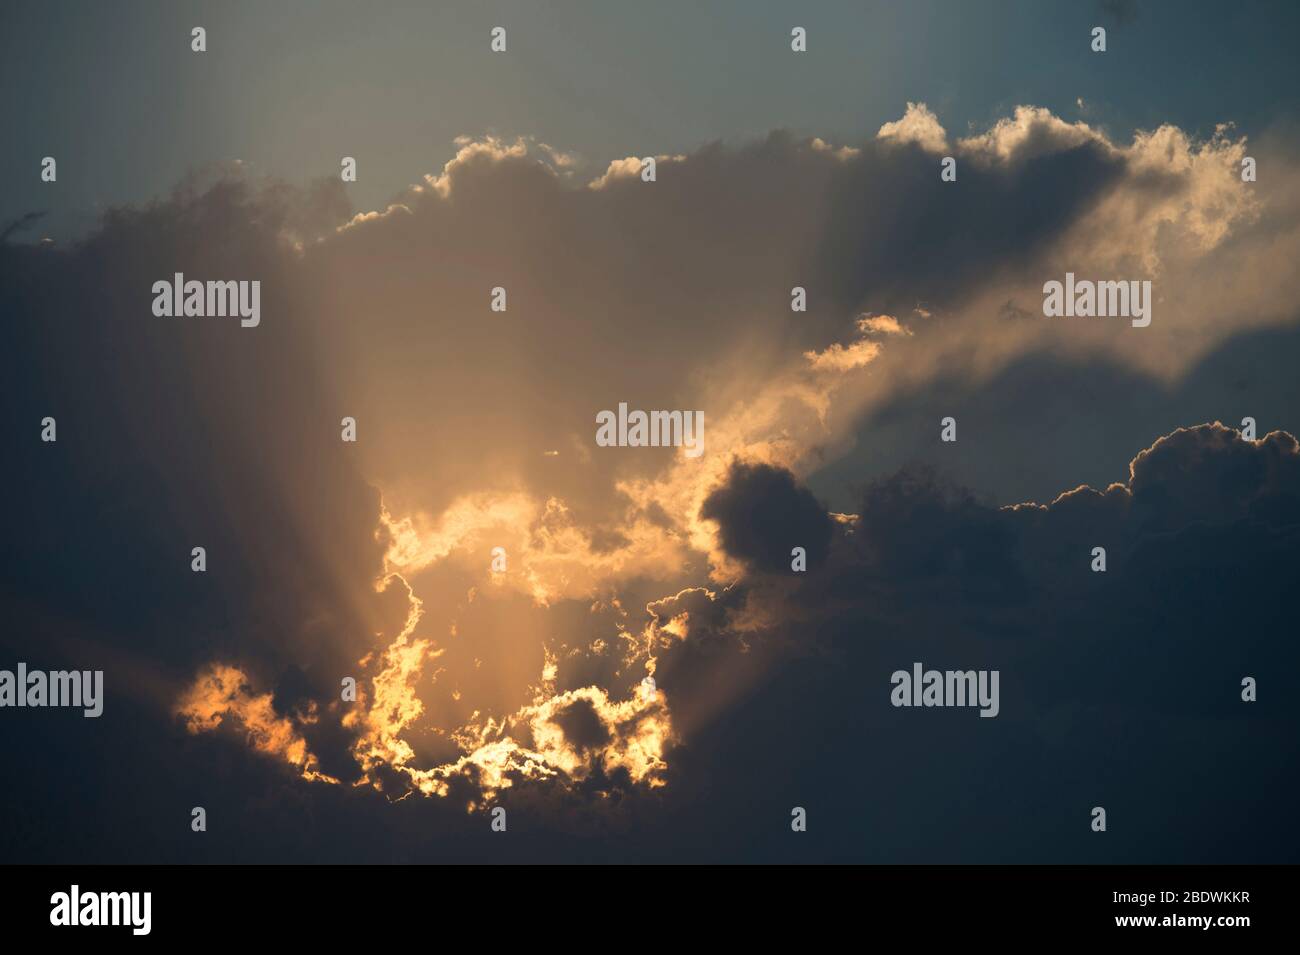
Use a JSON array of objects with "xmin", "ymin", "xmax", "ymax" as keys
[{"xmin": 3, "ymin": 102, "xmax": 1298, "ymax": 861}]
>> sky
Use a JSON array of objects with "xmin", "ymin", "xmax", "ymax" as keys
[
  {"xmin": 6, "ymin": 0, "xmax": 1299, "ymax": 240},
  {"xmin": 2, "ymin": 0, "xmax": 1299, "ymax": 863}
]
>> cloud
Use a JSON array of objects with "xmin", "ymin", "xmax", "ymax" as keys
[
  {"xmin": 177, "ymin": 664, "xmax": 338, "ymax": 784},
  {"xmin": 5, "ymin": 100, "xmax": 1300, "ymax": 859},
  {"xmin": 701, "ymin": 461, "xmax": 834, "ymax": 573},
  {"xmin": 642, "ymin": 422, "xmax": 1300, "ymax": 861},
  {"xmin": 856, "ymin": 313, "xmax": 912, "ymax": 337},
  {"xmin": 587, "ymin": 153, "xmax": 687, "ymax": 190},
  {"xmin": 877, "ymin": 102, "xmax": 949, "ymax": 154},
  {"xmin": 957, "ymin": 106, "xmax": 1103, "ymax": 165}
]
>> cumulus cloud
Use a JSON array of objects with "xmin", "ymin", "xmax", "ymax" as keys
[
  {"xmin": 4, "ymin": 100, "xmax": 1299, "ymax": 859},
  {"xmin": 877, "ymin": 102, "xmax": 950, "ymax": 154},
  {"xmin": 644, "ymin": 422, "xmax": 1300, "ymax": 860},
  {"xmin": 701, "ymin": 462, "xmax": 834, "ymax": 573},
  {"xmin": 587, "ymin": 153, "xmax": 687, "ymax": 190}
]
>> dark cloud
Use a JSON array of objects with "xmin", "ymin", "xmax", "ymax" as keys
[
  {"xmin": 700, "ymin": 461, "xmax": 834, "ymax": 572},
  {"xmin": 819, "ymin": 133, "xmax": 1124, "ymax": 311},
  {"xmin": 645, "ymin": 423, "xmax": 1300, "ymax": 862},
  {"xmin": 3, "ymin": 102, "xmax": 1298, "ymax": 861},
  {"xmin": 550, "ymin": 698, "xmax": 612, "ymax": 752}
]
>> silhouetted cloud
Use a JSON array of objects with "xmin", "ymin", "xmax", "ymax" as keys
[
  {"xmin": 701, "ymin": 461, "xmax": 834, "ymax": 573},
  {"xmin": 3, "ymin": 100, "xmax": 1298, "ymax": 861}
]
